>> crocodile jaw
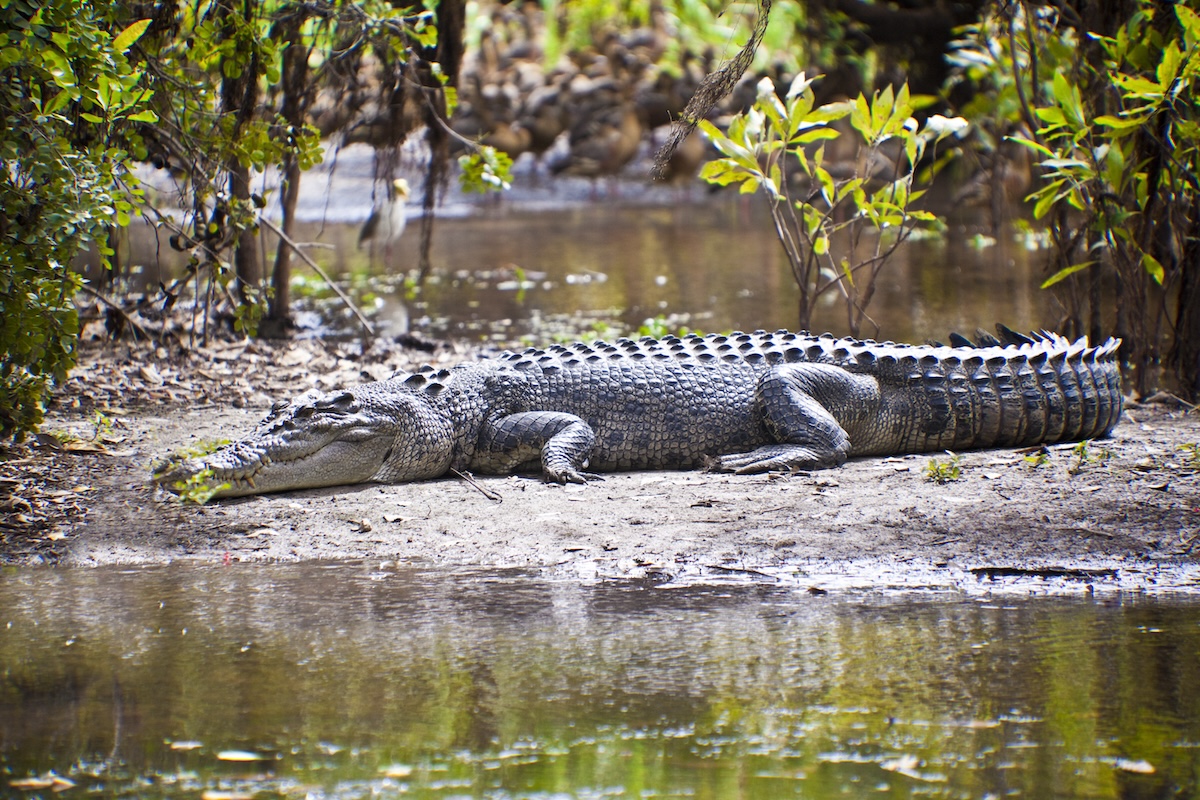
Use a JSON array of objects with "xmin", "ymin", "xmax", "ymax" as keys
[
  {"xmin": 159, "ymin": 436, "xmax": 393, "ymax": 498},
  {"xmin": 155, "ymin": 389, "xmax": 397, "ymax": 498}
]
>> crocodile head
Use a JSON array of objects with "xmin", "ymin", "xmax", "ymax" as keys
[{"xmin": 153, "ymin": 382, "xmax": 454, "ymax": 498}]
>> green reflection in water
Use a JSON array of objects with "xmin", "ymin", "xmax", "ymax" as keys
[
  {"xmin": 113, "ymin": 199, "xmax": 1057, "ymax": 344},
  {"xmin": 1, "ymin": 564, "xmax": 1197, "ymax": 799}
]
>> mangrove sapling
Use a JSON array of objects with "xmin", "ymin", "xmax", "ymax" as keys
[
  {"xmin": 699, "ymin": 74, "xmax": 965, "ymax": 336},
  {"xmin": 924, "ymin": 453, "xmax": 964, "ymax": 484}
]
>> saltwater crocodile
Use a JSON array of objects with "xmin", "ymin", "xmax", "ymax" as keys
[{"xmin": 154, "ymin": 327, "xmax": 1123, "ymax": 498}]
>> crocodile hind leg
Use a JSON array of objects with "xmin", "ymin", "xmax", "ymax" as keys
[
  {"xmin": 474, "ymin": 411, "xmax": 599, "ymax": 483},
  {"xmin": 712, "ymin": 363, "xmax": 879, "ymax": 473}
]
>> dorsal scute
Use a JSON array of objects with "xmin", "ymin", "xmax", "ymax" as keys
[{"xmin": 437, "ymin": 328, "xmax": 1120, "ymax": 379}]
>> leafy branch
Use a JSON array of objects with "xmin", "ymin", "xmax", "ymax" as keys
[{"xmin": 699, "ymin": 74, "xmax": 964, "ymax": 335}]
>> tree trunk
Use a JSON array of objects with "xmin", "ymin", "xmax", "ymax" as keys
[
  {"xmin": 228, "ymin": 163, "xmax": 261, "ymax": 304},
  {"xmin": 266, "ymin": 12, "xmax": 310, "ymax": 333},
  {"xmin": 415, "ymin": 0, "xmax": 467, "ymax": 283},
  {"xmin": 1170, "ymin": 201, "xmax": 1200, "ymax": 401},
  {"xmin": 219, "ymin": 0, "xmax": 262, "ymax": 305}
]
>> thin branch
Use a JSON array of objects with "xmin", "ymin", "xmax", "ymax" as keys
[
  {"xmin": 450, "ymin": 469, "xmax": 503, "ymax": 502},
  {"xmin": 651, "ymin": 0, "xmax": 773, "ymax": 179},
  {"xmin": 256, "ymin": 214, "xmax": 375, "ymax": 337},
  {"xmin": 76, "ymin": 284, "xmax": 154, "ymax": 341},
  {"xmin": 1011, "ymin": 1, "xmax": 1042, "ymax": 143}
]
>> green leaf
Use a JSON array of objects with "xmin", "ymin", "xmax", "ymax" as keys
[
  {"xmin": 1040, "ymin": 261, "xmax": 1096, "ymax": 289},
  {"xmin": 1104, "ymin": 143, "xmax": 1126, "ymax": 191},
  {"xmin": 1178, "ymin": 6, "xmax": 1200, "ymax": 44},
  {"xmin": 1040, "ymin": 158, "xmax": 1090, "ymax": 170},
  {"xmin": 1031, "ymin": 179, "xmax": 1067, "ymax": 218},
  {"xmin": 793, "ymin": 127, "xmax": 839, "ymax": 144},
  {"xmin": 1034, "ymin": 106, "xmax": 1066, "ymax": 126},
  {"xmin": 851, "ymin": 93, "xmax": 871, "ymax": 142},
  {"xmin": 785, "ymin": 72, "xmax": 815, "ymax": 99},
  {"xmin": 113, "ymin": 19, "xmax": 151, "ymax": 54},
  {"xmin": 1142, "ymin": 253, "xmax": 1165, "ymax": 284},
  {"xmin": 126, "ymin": 109, "xmax": 159, "ymax": 123},
  {"xmin": 1008, "ymin": 136, "xmax": 1055, "ymax": 159},
  {"xmin": 1113, "ymin": 75, "xmax": 1164, "ymax": 98},
  {"xmin": 1051, "ymin": 73, "xmax": 1085, "ymax": 130},
  {"xmin": 1094, "ymin": 114, "xmax": 1146, "ymax": 132},
  {"xmin": 1157, "ymin": 40, "xmax": 1182, "ymax": 89}
]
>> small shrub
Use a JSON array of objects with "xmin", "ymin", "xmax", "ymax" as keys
[
  {"xmin": 172, "ymin": 467, "xmax": 232, "ymax": 506},
  {"xmin": 1023, "ymin": 448, "xmax": 1051, "ymax": 468},
  {"xmin": 925, "ymin": 453, "xmax": 963, "ymax": 484},
  {"xmin": 1178, "ymin": 443, "xmax": 1200, "ymax": 470}
]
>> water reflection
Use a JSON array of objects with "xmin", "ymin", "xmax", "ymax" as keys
[
  {"xmin": 1, "ymin": 563, "xmax": 1197, "ymax": 798},
  {"xmin": 116, "ymin": 198, "xmax": 1056, "ymax": 343}
]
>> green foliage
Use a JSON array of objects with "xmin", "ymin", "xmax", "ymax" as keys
[
  {"xmin": 153, "ymin": 439, "xmax": 232, "ymax": 504},
  {"xmin": 636, "ymin": 315, "xmax": 694, "ymax": 339},
  {"xmin": 952, "ymin": 2, "xmax": 1200, "ymax": 396},
  {"xmin": 924, "ymin": 452, "xmax": 963, "ymax": 484},
  {"xmin": 458, "ymin": 146, "xmax": 514, "ymax": 193},
  {"xmin": 1023, "ymin": 448, "xmax": 1050, "ymax": 469},
  {"xmin": 160, "ymin": 439, "xmax": 232, "ymax": 463},
  {"xmin": 543, "ymin": 0, "xmax": 812, "ymax": 77},
  {"xmin": 171, "ymin": 467, "xmax": 232, "ymax": 506},
  {"xmin": 1016, "ymin": 5, "xmax": 1200, "ymax": 279},
  {"xmin": 91, "ymin": 411, "xmax": 115, "ymax": 438},
  {"xmin": 700, "ymin": 74, "xmax": 962, "ymax": 335},
  {"xmin": 945, "ymin": 7, "xmax": 1076, "ymax": 152},
  {"xmin": 1176, "ymin": 443, "xmax": 1200, "ymax": 470},
  {"xmin": 1068, "ymin": 439, "xmax": 1111, "ymax": 474},
  {"xmin": 0, "ymin": 0, "xmax": 154, "ymax": 441}
]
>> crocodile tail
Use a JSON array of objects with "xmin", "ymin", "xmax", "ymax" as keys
[
  {"xmin": 868, "ymin": 333, "xmax": 1122, "ymax": 455},
  {"xmin": 963, "ymin": 334, "xmax": 1123, "ymax": 450}
]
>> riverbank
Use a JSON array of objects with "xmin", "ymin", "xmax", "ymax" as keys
[{"xmin": 3, "ymin": 335, "xmax": 1199, "ymax": 595}]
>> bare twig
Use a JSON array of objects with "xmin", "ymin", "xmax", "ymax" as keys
[
  {"xmin": 450, "ymin": 469, "xmax": 503, "ymax": 502},
  {"xmin": 76, "ymin": 284, "xmax": 154, "ymax": 341},
  {"xmin": 256, "ymin": 214, "xmax": 375, "ymax": 337},
  {"xmin": 651, "ymin": 0, "xmax": 773, "ymax": 179}
]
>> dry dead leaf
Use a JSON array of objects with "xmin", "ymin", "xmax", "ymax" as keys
[{"xmin": 138, "ymin": 364, "xmax": 164, "ymax": 385}]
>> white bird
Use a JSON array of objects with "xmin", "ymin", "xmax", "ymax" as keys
[{"xmin": 358, "ymin": 178, "xmax": 410, "ymax": 255}]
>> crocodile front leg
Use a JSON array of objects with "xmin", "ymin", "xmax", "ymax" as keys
[
  {"xmin": 712, "ymin": 364, "xmax": 879, "ymax": 473},
  {"xmin": 473, "ymin": 411, "xmax": 599, "ymax": 483}
]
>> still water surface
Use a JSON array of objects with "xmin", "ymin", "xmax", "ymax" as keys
[
  {"xmin": 122, "ymin": 197, "xmax": 1058, "ymax": 344},
  {"xmin": 2, "ymin": 563, "xmax": 1198, "ymax": 799}
]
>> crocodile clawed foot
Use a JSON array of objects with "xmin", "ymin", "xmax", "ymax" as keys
[
  {"xmin": 709, "ymin": 444, "xmax": 845, "ymax": 473},
  {"xmin": 545, "ymin": 469, "xmax": 604, "ymax": 485}
]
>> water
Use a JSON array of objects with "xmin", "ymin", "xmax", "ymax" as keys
[
  {"xmin": 117, "ymin": 195, "xmax": 1056, "ymax": 345},
  {"xmin": 2, "ymin": 563, "xmax": 1198, "ymax": 798}
]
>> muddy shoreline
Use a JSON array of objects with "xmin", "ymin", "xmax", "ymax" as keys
[{"xmin": 3, "ymin": 336, "xmax": 1198, "ymax": 595}]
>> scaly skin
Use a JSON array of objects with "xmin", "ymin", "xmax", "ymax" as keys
[{"xmin": 153, "ymin": 327, "xmax": 1123, "ymax": 498}]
